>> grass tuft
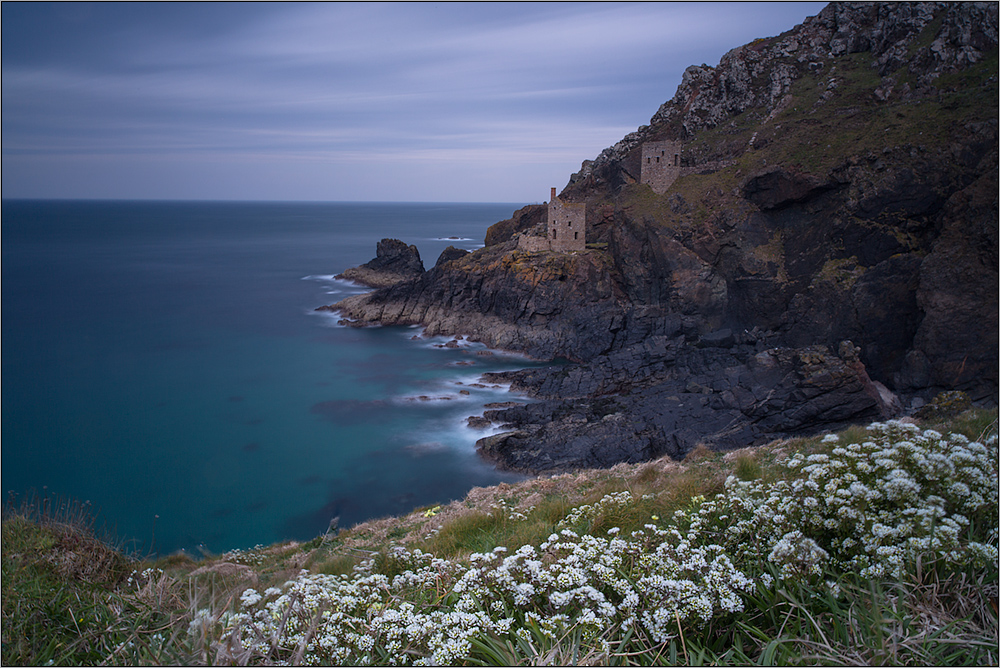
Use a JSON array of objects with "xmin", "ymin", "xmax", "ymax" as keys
[{"xmin": 734, "ymin": 453, "xmax": 762, "ymax": 481}]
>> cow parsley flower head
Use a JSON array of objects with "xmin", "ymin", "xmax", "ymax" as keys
[{"xmin": 239, "ymin": 588, "xmax": 262, "ymax": 608}]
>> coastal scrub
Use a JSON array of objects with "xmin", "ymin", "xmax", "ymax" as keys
[{"xmin": 195, "ymin": 417, "xmax": 997, "ymax": 665}]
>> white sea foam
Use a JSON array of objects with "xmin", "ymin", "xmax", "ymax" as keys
[
  {"xmin": 301, "ymin": 274, "xmax": 370, "ymax": 294},
  {"xmin": 388, "ymin": 368, "xmax": 528, "ymax": 458},
  {"xmin": 450, "ymin": 371, "xmax": 508, "ymax": 388},
  {"xmin": 402, "ymin": 441, "xmax": 450, "ymax": 456},
  {"xmin": 407, "ymin": 412, "xmax": 511, "ymax": 456},
  {"xmin": 412, "ymin": 333, "xmax": 480, "ymax": 349},
  {"xmin": 307, "ymin": 309, "xmax": 343, "ymax": 327},
  {"xmin": 306, "ymin": 307, "xmax": 372, "ymax": 329},
  {"xmin": 401, "ymin": 329, "xmax": 535, "ymax": 362},
  {"xmin": 392, "ymin": 375, "xmax": 515, "ymax": 406},
  {"xmin": 394, "ymin": 392, "xmax": 476, "ymax": 406}
]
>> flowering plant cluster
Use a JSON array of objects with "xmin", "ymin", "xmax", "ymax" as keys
[
  {"xmin": 206, "ymin": 550, "xmax": 477, "ymax": 665},
  {"xmin": 211, "ymin": 516, "xmax": 753, "ymax": 664},
  {"xmin": 718, "ymin": 420, "xmax": 998, "ymax": 579},
  {"xmin": 199, "ymin": 419, "xmax": 997, "ymax": 665},
  {"xmin": 220, "ymin": 544, "xmax": 269, "ymax": 566},
  {"xmin": 454, "ymin": 526, "xmax": 751, "ymax": 644},
  {"xmin": 126, "ymin": 566, "xmax": 164, "ymax": 590}
]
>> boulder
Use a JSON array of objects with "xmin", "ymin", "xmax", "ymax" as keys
[{"xmin": 336, "ymin": 238, "xmax": 424, "ymax": 288}]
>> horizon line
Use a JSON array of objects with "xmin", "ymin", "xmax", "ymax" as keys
[{"xmin": 1, "ymin": 197, "xmax": 538, "ymax": 206}]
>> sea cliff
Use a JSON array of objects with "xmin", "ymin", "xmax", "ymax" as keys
[{"xmin": 324, "ymin": 1, "xmax": 998, "ymax": 472}]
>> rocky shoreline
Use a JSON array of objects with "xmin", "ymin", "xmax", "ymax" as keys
[
  {"xmin": 322, "ymin": 242, "xmax": 906, "ymax": 474},
  {"xmin": 319, "ymin": 2, "xmax": 998, "ymax": 474},
  {"xmin": 473, "ymin": 338, "xmax": 903, "ymax": 474}
]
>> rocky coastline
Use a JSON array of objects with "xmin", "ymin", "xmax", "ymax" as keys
[{"xmin": 320, "ymin": 2, "xmax": 998, "ymax": 474}]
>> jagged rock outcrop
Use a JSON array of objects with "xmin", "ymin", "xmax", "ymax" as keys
[
  {"xmin": 331, "ymin": 240, "xmax": 626, "ymax": 361},
  {"xmin": 324, "ymin": 2, "xmax": 997, "ymax": 470},
  {"xmin": 558, "ymin": 1, "xmax": 998, "ymax": 401},
  {"xmin": 572, "ymin": 0, "xmax": 997, "ymax": 183},
  {"xmin": 337, "ymin": 238, "xmax": 425, "ymax": 288}
]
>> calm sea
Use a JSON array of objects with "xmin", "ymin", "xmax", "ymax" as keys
[{"xmin": 1, "ymin": 200, "xmax": 541, "ymax": 556}]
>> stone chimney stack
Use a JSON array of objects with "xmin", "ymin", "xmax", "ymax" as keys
[{"xmin": 550, "ymin": 187, "xmax": 557, "ymax": 202}]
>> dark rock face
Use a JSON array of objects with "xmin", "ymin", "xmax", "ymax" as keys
[
  {"xmin": 336, "ymin": 238, "xmax": 424, "ymax": 288},
  {"xmin": 742, "ymin": 168, "xmax": 834, "ymax": 210},
  {"xmin": 324, "ymin": 2, "xmax": 997, "ymax": 471},
  {"xmin": 907, "ymin": 171, "xmax": 999, "ymax": 398},
  {"xmin": 475, "ymin": 339, "xmax": 893, "ymax": 474}
]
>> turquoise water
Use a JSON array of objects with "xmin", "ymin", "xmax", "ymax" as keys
[{"xmin": 1, "ymin": 200, "xmax": 538, "ymax": 556}]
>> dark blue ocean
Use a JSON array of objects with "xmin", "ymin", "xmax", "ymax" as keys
[{"xmin": 2, "ymin": 200, "xmax": 540, "ymax": 556}]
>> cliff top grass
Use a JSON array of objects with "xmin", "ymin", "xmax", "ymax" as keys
[
  {"xmin": 3, "ymin": 395, "xmax": 996, "ymax": 666},
  {"xmin": 616, "ymin": 42, "xmax": 998, "ymax": 237}
]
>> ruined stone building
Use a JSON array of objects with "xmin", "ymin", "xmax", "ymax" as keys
[
  {"xmin": 517, "ymin": 187, "xmax": 586, "ymax": 252},
  {"xmin": 547, "ymin": 187, "xmax": 586, "ymax": 251},
  {"xmin": 640, "ymin": 140, "xmax": 682, "ymax": 194}
]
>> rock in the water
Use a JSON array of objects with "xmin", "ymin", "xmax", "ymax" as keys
[
  {"xmin": 466, "ymin": 415, "xmax": 493, "ymax": 430},
  {"xmin": 336, "ymin": 238, "xmax": 425, "ymax": 288}
]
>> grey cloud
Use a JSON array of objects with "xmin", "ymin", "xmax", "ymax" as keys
[{"xmin": 2, "ymin": 2, "xmax": 826, "ymax": 201}]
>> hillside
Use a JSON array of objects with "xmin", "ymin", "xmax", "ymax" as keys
[
  {"xmin": 329, "ymin": 2, "xmax": 998, "ymax": 472},
  {"xmin": 3, "ymin": 405, "xmax": 996, "ymax": 665}
]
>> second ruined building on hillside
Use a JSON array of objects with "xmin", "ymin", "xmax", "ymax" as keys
[
  {"xmin": 516, "ymin": 140, "xmax": 683, "ymax": 253},
  {"xmin": 640, "ymin": 139, "xmax": 682, "ymax": 194}
]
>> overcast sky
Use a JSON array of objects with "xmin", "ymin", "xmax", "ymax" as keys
[{"xmin": 2, "ymin": 1, "xmax": 826, "ymax": 202}]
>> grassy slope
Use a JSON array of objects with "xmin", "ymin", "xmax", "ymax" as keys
[
  {"xmin": 607, "ymin": 40, "xmax": 998, "ymax": 240},
  {"xmin": 3, "ymin": 401, "xmax": 996, "ymax": 666}
]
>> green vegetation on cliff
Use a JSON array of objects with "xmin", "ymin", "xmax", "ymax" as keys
[
  {"xmin": 4, "ymin": 403, "xmax": 996, "ymax": 666},
  {"xmin": 602, "ymin": 42, "xmax": 998, "ymax": 239}
]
